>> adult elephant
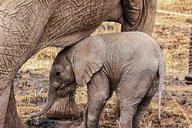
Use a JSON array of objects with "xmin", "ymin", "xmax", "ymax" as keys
[{"xmin": 0, "ymin": 0, "xmax": 157, "ymax": 128}]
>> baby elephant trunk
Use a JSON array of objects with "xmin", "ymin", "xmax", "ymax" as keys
[
  {"xmin": 31, "ymin": 87, "xmax": 56, "ymax": 117},
  {"xmin": 46, "ymin": 84, "xmax": 80, "ymax": 119}
]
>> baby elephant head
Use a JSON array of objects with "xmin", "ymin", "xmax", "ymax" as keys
[
  {"xmin": 31, "ymin": 37, "xmax": 105, "ymax": 117},
  {"xmin": 50, "ymin": 61, "xmax": 75, "ymax": 91}
]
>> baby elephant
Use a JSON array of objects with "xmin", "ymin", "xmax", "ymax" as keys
[{"xmin": 32, "ymin": 32, "xmax": 164, "ymax": 128}]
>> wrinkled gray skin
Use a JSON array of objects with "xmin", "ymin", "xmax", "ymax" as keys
[
  {"xmin": 0, "ymin": 0, "xmax": 157, "ymax": 127},
  {"xmin": 33, "ymin": 32, "xmax": 165, "ymax": 128}
]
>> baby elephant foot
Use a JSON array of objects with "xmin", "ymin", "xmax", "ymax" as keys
[
  {"xmin": 79, "ymin": 123, "xmax": 98, "ymax": 128},
  {"xmin": 81, "ymin": 107, "xmax": 99, "ymax": 128},
  {"xmin": 87, "ymin": 115, "xmax": 99, "ymax": 128}
]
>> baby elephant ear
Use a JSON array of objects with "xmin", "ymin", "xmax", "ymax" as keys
[{"xmin": 70, "ymin": 37, "xmax": 105, "ymax": 86}]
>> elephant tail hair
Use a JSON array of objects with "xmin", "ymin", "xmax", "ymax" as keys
[{"xmin": 157, "ymin": 50, "xmax": 165, "ymax": 122}]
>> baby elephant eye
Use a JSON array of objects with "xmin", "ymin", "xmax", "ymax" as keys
[{"xmin": 55, "ymin": 71, "xmax": 61, "ymax": 76}]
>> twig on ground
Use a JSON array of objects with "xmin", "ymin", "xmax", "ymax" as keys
[
  {"xmin": 157, "ymin": 10, "xmax": 192, "ymax": 18},
  {"xmin": 165, "ymin": 89, "xmax": 192, "ymax": 127}
]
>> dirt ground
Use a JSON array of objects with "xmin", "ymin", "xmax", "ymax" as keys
[{"xmin": 14, "ymin": 2, "xmax": 192, "ymax": 128}]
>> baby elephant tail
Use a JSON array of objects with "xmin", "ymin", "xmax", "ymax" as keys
[{"xmin": 157, "ymin": 53, "xmax": 165, "ymax": 122}]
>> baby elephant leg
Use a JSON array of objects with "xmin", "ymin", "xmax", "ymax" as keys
[
  {"xmin": 133, "ymin": 96, "xmax": 153, "ymax": 128},
  {"xmin": 133, "ymin": 80, "xmax": 158, "ymax": 128},
  {"xmin": 116, "ymin": 89, "xmax": 139, "ymax": 128},
  {"xmin": 86, "ymin": 71, "xmax": 111, "ymax": 128},
  {"xmin": 117, "ymin": 72, "xmax": 154, "ymax": 128}
]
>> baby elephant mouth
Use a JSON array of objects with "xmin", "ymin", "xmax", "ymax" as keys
[{"xmin": 56, "ymin": 83, "xmax": 77, "ymax": 98}]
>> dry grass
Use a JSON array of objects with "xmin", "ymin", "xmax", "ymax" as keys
[{"xmin": 158, "ymin": 0, "xmax": 192, "ymax": 14}]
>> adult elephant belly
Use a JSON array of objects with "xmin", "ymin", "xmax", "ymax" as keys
[{"xmin": 39, "ymin": 0, "xmax": 120, "ymax": 48}]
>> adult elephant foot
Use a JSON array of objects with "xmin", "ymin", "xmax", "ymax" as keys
[
  {"xmin": 46, "ymin": 84, "xmax": 80, "ymax": 119},
  {"xmin": 4, "ymin": 85, "xmax": 23, "ymax": 128}
]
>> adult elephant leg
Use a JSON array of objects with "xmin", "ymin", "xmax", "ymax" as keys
[
  {"xmin": 0, "ymin": 68, "xmax": 23, "ymax": 128},
  {"xmin": 0, "ymin": 76, "xmax": 14, "ymax": 128},
  {"xmin": 0, "ymin": 55, "xmax": 41, "ymax": 128},
  {"xmin": 121, "ymin": 0, "xmax": 157, "ymax": 35}
]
